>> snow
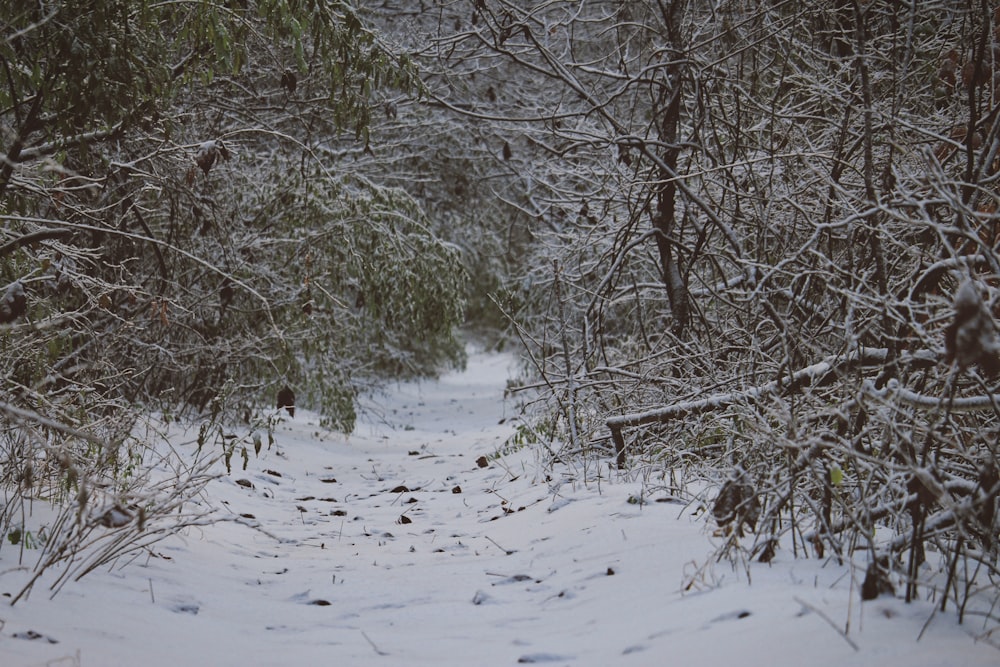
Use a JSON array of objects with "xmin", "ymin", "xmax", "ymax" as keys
[{"xmin": 2, "ymin": 346, "xmax": 998, "ymax": 666}]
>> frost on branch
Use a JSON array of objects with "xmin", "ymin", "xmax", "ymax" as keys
[{"xmin": 944, "ymin": 279, "xmax": 1000, "ymax": 376}]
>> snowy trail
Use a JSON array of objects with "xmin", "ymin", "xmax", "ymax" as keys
[{"xmin": 3, "ymin": 346, "xmax": 999, "ymax": 666}]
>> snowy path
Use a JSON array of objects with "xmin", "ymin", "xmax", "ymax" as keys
[{"xmin": 3, "ymin": 347, "xmax": 999, "ymax": 666}]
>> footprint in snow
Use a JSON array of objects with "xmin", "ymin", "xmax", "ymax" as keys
[
  {"xmin": 493, "ymin": 574, "xmax": 535, "ymax": 585},
  {"xmin": 12, "ymin": 629, "xmax": 59, "ymax": 643},
  {"xmin": 517, "ymin": 653, "xmax": 575, "ymax": 663},
  {"xmin": 289, "ymin": 590, "xmax": 332, "ymax": 606},
  {"xmin": 707, "ymin": 609, "xmax": 752, "ymax": 624},
  {"xmin": 172, "ymin": 603, "xmax": 200, "ymax": 615},
  {"xmin": 623, "ymin": 644, "xmax": 648, "ymax": 655}
]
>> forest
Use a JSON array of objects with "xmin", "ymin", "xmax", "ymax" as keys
[{"xmin": 2, "ymin": 0, "xmax": 999, "ymax": 628}]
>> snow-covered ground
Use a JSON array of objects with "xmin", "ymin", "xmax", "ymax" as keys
[{"xmin": 2, "ymin": 345, "xmax": 998, "ymax": 666}]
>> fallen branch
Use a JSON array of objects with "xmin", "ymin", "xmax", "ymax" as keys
[
  {"xmin": 606, "ymin": 348, "xmax": 901, "ymax": 467},
  {"xmin": 864, "ymin": 379, "xmax": 1000, "ymax": 413},
  {"xmin": 605, "ymin": 346, "xmax": 1000, "ymax": 467}
]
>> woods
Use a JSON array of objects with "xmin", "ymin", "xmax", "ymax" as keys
[
  {"xmin": 0, "ymin": 0, "xmax": 464, "ymax": 596},
  {"xmin": 398, "ymin": 0, "xmax": 1000, "ymax": 615},
  {"xmin": 2, "ymin": 0, "xmax": 999, "ymax": 628}
]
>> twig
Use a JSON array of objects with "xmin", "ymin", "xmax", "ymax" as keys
[
  {"xmin": 227, "ymin": 515, "xmax": 283, "ymax": 542},
  {"xmin": 917, "ymin": 605, "xmax": 937, "ymax": 642},
  {"xmin": 794, "ymin": 596, "xmax": 859, "ymax": 652},
  {"xmin": 485, "ymin": 535, "xmax": 515, "ymax": 555},
  {"xmin": 0, "ymin": 400, "xmax": 104, "ymax": 445},
  {"xmin": 361, "ymin": 630, "xmax": 389, "ymax": 656}
]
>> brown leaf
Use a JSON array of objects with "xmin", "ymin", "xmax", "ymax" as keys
[
  {"xmin": 281, "ymin": 69, "xmax": 297, "ymax": 94},
  {"xmin": 712, "ymin": 469, "xmax": 760, "ymax": 536},
  {"xmin": 861, "ymin": 558, "xmax": 894, "ymax": 601},
  {"xmin": 944, "ymin": 280, "xmax": 1000, "ymax": 375},
  {"xmin": 277, "ymin": 386, "xmax": 295, "ymax": 417},
  {"xmin": 194, "ymin": 139, "xmax": 230, "ymax": 175},
  {"xmin": 0, "ymin": 280, "xmax": 26, "ymax": 323}
]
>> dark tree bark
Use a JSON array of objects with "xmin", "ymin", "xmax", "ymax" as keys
[{"xmin": 650, "ymin": 1, "xmax": 690, "ymax": 338}]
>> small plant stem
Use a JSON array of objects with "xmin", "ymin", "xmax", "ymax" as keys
[
  {"xmin": 794, "ymin": 596, "xmax": 859, "ymax": 652},
  {"xmin": 941, "ymin": 536, "xmax": 963, "ymax": 613},
  {"xmin": 361, "ymin": 630, "xmax": 389, "ymax": 656}
]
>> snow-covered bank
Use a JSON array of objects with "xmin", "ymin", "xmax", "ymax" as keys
[{"xmin": 2, "ymin": 347, "xmax": 997, "ymax": 666}]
